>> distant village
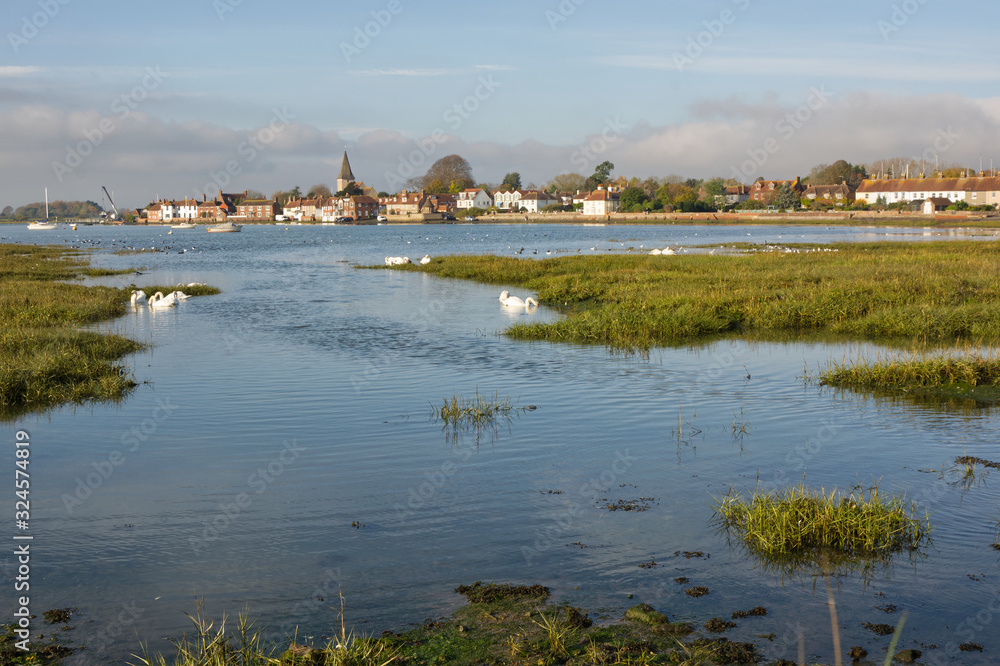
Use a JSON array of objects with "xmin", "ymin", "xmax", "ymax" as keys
[{"xmin": 137, "ymin": 151, "xmax": 1000, "ymax": 224}]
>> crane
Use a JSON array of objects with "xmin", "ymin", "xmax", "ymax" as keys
[{"xmin": 101, "ymin": 186, "xmax": 123, "ymax": 223}]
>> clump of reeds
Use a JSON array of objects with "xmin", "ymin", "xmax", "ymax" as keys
[
  {"xmin": 821, "ymin": 351, "xmax": 1000, "ymax": 390},
  {"xmin": 436, "ymin": 390, "xmax": 523, "ymax": 428},
  {"xmin": 131, "ymin": 602, "xmax": 274, "ymax": 666},
  {"xmin": 713, "ymin": 482, "xmax": 930, "ymax": 558}
]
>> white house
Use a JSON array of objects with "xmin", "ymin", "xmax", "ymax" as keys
[
  {"xmin": 176, "ymin": 198, "xmax": 199, "ymax": 219},
  {"xmin": 856, "ymin": 176, "xmax": 1000, "ymax": 207},
  {"xmin": 456, "ymin": 188, "xmax": 493, "ymax": 210},
  {"xmin": 493, "ymin": 190, "xmax": 525, "ymax": 211},
  {"xmin": 582, "ymin": 188, "xmax": 621, "ymax": 216},
  {"xmin": 517, "ymin": 191, "xmax": 559, "ymax": 213}
]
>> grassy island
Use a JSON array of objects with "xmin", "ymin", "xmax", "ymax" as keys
[{"xmin": 0, "ymin": 244, "xmax": 218, "ymax": 419}]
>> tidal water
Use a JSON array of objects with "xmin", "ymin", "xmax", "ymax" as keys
[{"xmin": 2, "ymin": 222, "xmax": 1000, "ymax": 664}]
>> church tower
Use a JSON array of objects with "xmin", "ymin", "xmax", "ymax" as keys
[{"xmin": 337, "ymin": 150, "xmax": 355, "ymax": 193}]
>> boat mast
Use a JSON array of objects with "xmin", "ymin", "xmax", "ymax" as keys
[{"xmin": 45, "ymin": 187, "xmax": 49, "ymax": 220}]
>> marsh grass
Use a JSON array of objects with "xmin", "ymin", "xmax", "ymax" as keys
[
  {"xmin": 820, "ymin": 350, "xmax": 1000, "ymax": 403},
  {"xmin": 0, "ymin": 243, "xmax": 218, "ymax": 419},
  {"xmin": 406, "ymin": 242, "xmax": 1000, "ymax": 349},
  {"xmin": 131, "ymin": 602, "xmax": 275, "ymax": 666},
  {"xmin": 434, "ymin": 390, "xmax": 533, "ymax": 445},
  {"xmin": 713, "ymin": 482, "xmax": 930, "ymax": 561}
]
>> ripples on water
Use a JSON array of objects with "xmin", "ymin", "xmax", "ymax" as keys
[{"xmin": 2, "ymin": 223, "xmax": 999, "ymax": 664}]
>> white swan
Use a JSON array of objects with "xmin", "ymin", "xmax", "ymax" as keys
[
  {"xmin": 148, "ymin": 291, "xmax": 177, "ymax": 308},
  {"xmin": 130, "ymin": 290, "xmax": 147, "ymax": 306},
  {"xmin": 385, "ymin": 256, "xmax": 410, "ymax": 266},
  {"xmin": 499, "ymin": 290, "xmax": 538, "ymax": 307},
  {"xmin": 179, "ymin": 282, "xmax": 206, "ymax": 287},
  {"xmin": 649, "ymin": 248, "xmax": 661, "ymax": 255},
  {"xmin": 420, "ymin": 255, "xmax": 431, "ymax": 265},
  {"xmin": 662, "ymin": 247, "xmax": 675, "ymax": 255},
  {"xmin": 170, "ymin": 291, "xmax": 191, "ymax": 300}
]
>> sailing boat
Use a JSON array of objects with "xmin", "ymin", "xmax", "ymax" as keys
[{"xmin": 27, "ymin": 188, "xmax": 57, "ymax": 230}]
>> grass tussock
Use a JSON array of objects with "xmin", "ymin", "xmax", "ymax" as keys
[
  {"xmin": 0, "ymin": 243, "xmax": 217, "ymax": 419},
  {"xmin": 436, "ymin": 390, "xmax": 523, "ymax": 427},
  {"xmin": 820, "ymin": 351, "xmax": 1000, "ymax": 403},
  {"xmin": 713, "ymin": 482, "xmax": 930, "ymax": 560},
  {"xmin": 407, "ymin": 242, "xmax": 1000, "ymax": 349}
]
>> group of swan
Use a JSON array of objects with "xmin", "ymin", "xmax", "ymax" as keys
[
  {"xmin": 385, "ymin": 255, "xmax": 432, "ymax": 266},
  {"xmin": 499, "ymin": 290, "xmax": 538, "ymax": 308},
  {"xmin": 130, "ymin": 289, "xmax": 190, "ymax": 309},
  {"xmin": 649, "ymin": 247, "xmax": 676, "ymax": 255}
]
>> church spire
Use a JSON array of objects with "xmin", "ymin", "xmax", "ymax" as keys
[{"xmin": 337, "ymin": 149, "xmax": 355, "ymax": 192}]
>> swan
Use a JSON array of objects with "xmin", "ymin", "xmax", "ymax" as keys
[
  {"xmin": 499, "ymin": 290, "xmax": 538, "ymax": 307},
  {"xmin": 662, "ymin": 247, "xmax": 675, "ymax": 255},
  {"xmin": 649, "ymin": 248, "xmax": 661, "ymax": 255},
  {"xmin": 170, "ymin": 291, "xmax": 191, "ymax": 300},
  {"xmin": 148, "ymin": 291, "xmax": 177, "ymax": 308},
  {"xmin": 180, "ymin": 282, "xmax": 206, "ymax": 287},
  {"xmin": 420, "ymin": 255, "xmax": 431, "ymax": 265},
  {"xmin": 385, "ymin": 256, "xmax": 410, "ymax": 266},
  {"xmin": 130, "ymin": 290, "xmax": 147, "ymax": 306}
]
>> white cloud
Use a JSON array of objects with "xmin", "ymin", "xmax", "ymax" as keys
[
  {"xmin": 0, "ymin": 66, "xmax": 41, "ymax": 78},
  {"xmin": 2, "ymin": 91, "xmax": 998, "ymax": 208}
]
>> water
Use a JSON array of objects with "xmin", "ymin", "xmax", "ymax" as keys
[{"xmin": 2, "ymin": 222, "xmax": 1000, "ymax": 664}]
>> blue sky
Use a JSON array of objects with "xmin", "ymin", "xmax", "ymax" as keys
[{"xmin": 2, "ymin": 0, "xmax": 1000, "ymax": 208}]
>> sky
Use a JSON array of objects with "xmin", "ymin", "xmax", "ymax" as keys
[{"xmin": 2, "ymin": 0, "xmax": 1000, "ymax": 209}]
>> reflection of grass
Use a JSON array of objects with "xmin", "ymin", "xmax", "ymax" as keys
[
  {"xmin": 820, "ymin": 351, "xmax": 1000, "ymax": 404},
  {"xmin": 713, "ymin": 482, "xmax": 930, "ymax": 560},
  {"xmin": 408, "ymin": 242, "xmax": 1000, "ymax": 349}
]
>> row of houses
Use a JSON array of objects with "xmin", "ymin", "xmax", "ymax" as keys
[{"xmin": 144, "ymin": 191, "xmax": 380, "ymax": 222}]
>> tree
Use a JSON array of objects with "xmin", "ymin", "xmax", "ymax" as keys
[
  {"xmin": 244, "ymin": 189, "xmax": 266, "ymax": 200},
  {"xmin": 416, "ymin": 155, "xmax": 475, "ymax": 192},
  {"xmin": 546, "ymin": 173, "xmax": 586, "ymax": 193},
  {"xmin": 774, "ymin": 184, "xmax": 800, "ymax": 210},
  {"xmin": 592, "ymin": 161, "xmax": 614, "ymax": 184},
  {"xmin": 307, "ymin": 184, "xmax": 332, "ymax": 198},
  {"xmin": 620, "ymin": 187, "xmax": 648, "ymax": 210},
  {"xmin": 703, "ymin": 178, "xmax": 726, "ymax": 197},
  {"xmin": 807, "ymin": 160, "xmax": 867, "ymax": 188},
  {"xmin": 0, "ymin": 205, "xmax": 12, "ymax": 218},
  {"xmin": 501, "ymin": 172, "xmax": 522, "ymax": 191},
  {"xmin": 335, "ymin": 182, "xmax": 364, "ymax": 197}
]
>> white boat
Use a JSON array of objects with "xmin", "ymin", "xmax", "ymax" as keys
[
  {"xmin": 27, "ymin": 188, "xmax": 56, "ymax": 229},
  {"xmin": 206, "ymin": 221, "xmax": 241, "ymax": 233},
  {"xmin": 171, "ymin": 222, "xmax": 197, "ymax": 229}
]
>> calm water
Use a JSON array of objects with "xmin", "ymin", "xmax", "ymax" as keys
[{"xmin": 2, "ymin": 222, "xmax": 1000, "ymax": 665}]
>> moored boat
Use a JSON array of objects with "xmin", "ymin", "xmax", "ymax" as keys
[{"xmin": 206, "ymin": 221, "xmax": 241, "ymax": 233}]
